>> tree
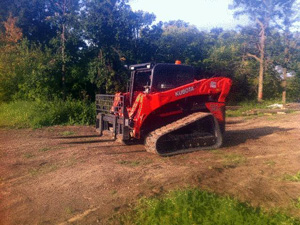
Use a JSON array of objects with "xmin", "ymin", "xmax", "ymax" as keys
[
  {"xmin": 231, "ymin": 0, "xmax": 282, "ymax": 102},
  {"xmin": 83, "ymin": 0, "xmax": 130, "ymax": 93},
  {"xmin": 0, "ymin": 0, "xmax": 58, "ymax": 44},
  {"xmin": 156, "ymin": 20, "xmax": 206, "ymax": 64},
  {"xmin": 0, "ymin": 14, "xmax": 23, "ymax": 101},
  {"xmin": 136, "ymin": 21, "xmax": 163, "ymax": 62},
  {"xmin": 276, "ymin": 0, "xmax": 299, "ymax": 104},
  {"xmin": 203, "ymin": 29, "xmax": 256, "ymax": 102},
  {"xmin": 1, "ymin": 13, "xmax": 23, "ymax": 44},
  {"xmin": 47, "ymin": 0, "xmax": 81, "ymax": 99},
  {"xmin": 83, "ymin": 0, "xmax": 156, "ymax": 94}
]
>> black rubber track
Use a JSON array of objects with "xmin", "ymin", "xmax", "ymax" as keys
[{"xmin": 144, "ymin": 112, "xmax": 223, "ymax": 156}]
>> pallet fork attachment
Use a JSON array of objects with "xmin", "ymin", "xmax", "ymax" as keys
[{"xmin": 96, "ymin": 94, "xmax": 130, "ymax": 141}]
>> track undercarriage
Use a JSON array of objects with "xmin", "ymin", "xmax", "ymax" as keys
[{"xmin": 144, "ymin": 112, "xmax": 222, "ymax": 156}]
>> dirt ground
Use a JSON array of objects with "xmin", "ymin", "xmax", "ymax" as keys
[{"xmin": 1, "ymin": 112, "xmax": 300, "ymax": 225}]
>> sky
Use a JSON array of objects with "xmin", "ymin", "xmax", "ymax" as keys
[{"xmin": 129, "ymin": 0, "xmax": 249, "ymax": 30}]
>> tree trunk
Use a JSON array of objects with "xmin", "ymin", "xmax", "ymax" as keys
[
  {"xmin": 62, "ymin": 23, "xmax": 66, "ymax": 100},
  {"xmin": 282, "ymin": 67, "xmax": 287, "ymax": 104},
  {"xmin": 257, "ymin": 60, "xmax": 264, "ymax": 101},
  {"xmin": 97, "ymin": 49, "xmax": 103, "ymax": 79},
  {"xmin": 257, "ymin": 20, "xmax": 266, "ymax": 103},
  {"xmin": 282, "ymin": 33, "xmax": 290, "ymax": 105},
  {"xmin": 61, "ymin": 0, "xmax": 67, "ymax": 100},
  {"xmin": 258, "ymin": 56, "xmax": 264, "ymax": 102}
]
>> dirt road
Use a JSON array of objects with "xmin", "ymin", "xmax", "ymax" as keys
[{"xmin": 1, "ymin": 112, "xmax": 300, "ymax": 225}]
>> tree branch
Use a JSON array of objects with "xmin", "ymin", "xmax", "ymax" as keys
[
  {"xmin": 247, "ymin": 53, "xmax": 260, "ymax": 62},
  {"xmin": 256, "ymin": 43, "xmax": 262, "ymax": 52},
  {"xmin": 256, "ymin": 18, "xmax": 265, "ymax": 29},
  {"xmin": 111, "ymin": 46, "xmax": 125, "ymax": 61}
]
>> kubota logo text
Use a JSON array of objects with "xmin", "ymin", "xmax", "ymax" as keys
[{"xmin": 175, "ymin": 86, "xmax": 195, "ymax": 97}]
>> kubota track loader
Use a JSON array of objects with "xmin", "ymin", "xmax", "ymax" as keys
[{"xmin": 96, "ymin": 61, "xmax": 232, "ymax": 156}]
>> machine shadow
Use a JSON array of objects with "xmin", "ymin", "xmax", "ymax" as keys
[
  {"xmin": 55, "ymin": 135, "xmax": 100, "ymax": 139},
  {"xmin": 63, "ymin": 139, "xmax": 115, "ymax": 144},
  {"xmin": 226, "ymin": 119, "xmax": 244, "ymax": 125},
  {"xmin": 103, "ymin": 150, "xmax": 146, "ymax": 155},
  {"xmin": 223, "ymin": 126, "xmax": 293, "ymax": 147}
]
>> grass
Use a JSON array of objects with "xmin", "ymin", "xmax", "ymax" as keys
[
  {"xmin": 118, "ymin": 160, "xmax": 141, "ymax": 167},
  {"xmin": 210, "ymin": 151, "xmax": 247, "ymax": 168},
  {"xmin": 65, "ymin": 206, "xmax": 75, "ymax": 215},
  {"xmin": 226, "ymin": 99, "xmax": 286, "ymax": 117},
  {"xmin": 117, "ymin": 160, "xmax": 153, "ymax": 167},
  {"xmin": 120, "ymin": 189, "xmax": 300, "ymax": 225},
  {"xmin": 39, "ymin": 146, "xmax": 62, "ymax": 152},
  {"xmin": 111, "ymin": 190, "xmax": 118, "ymax": 195},
  {"xmin": 39, "ymin": 147, "xmax": 52, "ymax": 152},
  {"xmin": 264, "ymin": 160, "xmax": 276, "ymax": 167},
  {"xmin": 210, "ymin": 149, "xmax": 223, "ymax": 155},
  {"xmin": 284, "ymin": 171, "xmax": 300, "ymax": 182},
  {"xmin": 0, "ymin": 101, "xmax": 36, "ymax": 128},
  {"xmin": 28, "ymin": 163, "xmax": 58, "ymax": 177},
  {"xmin": 0, "ymin": 99, "xmax": 95, "ymax": 128},
  {"xmin": 28, "ymin": 168, "xmax": 41, "ymax": 176},
  {"xmin": 295, "ymin": 198, "xmax": 300, "ymax": 209},
  {"xmin": 23, "ymin": 153, "xmax": 35, "ymax": 158},
  {"xmin": 222, "ymin": 153, "xmax": 247, "ymax": 168},
  {"xmin": 61, "ymin": 131, "xmax": 75, "ymax": 136},
  {"xmin": 65, "ymin": 157, "xmax": 77, "ymax": 167},
  {"xmin": 267, "ymin": 116, "xmax": 278, "ymax": 121}
]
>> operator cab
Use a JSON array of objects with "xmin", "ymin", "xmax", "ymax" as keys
[{"xmin": 129, "ymin": 62, "xmax": 195, "ymax": 105}]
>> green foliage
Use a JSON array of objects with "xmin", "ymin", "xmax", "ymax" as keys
[
  {"xmin": 0, "ymin": 100, "xmax": 95, "ymax": 128},
  {"xmin": 121, "ymin": 189, "xmax": 299, "ymax": 225},
  {"xmin": 0, "ymin": 0, "xmax": 58, "ymax": 44},
  {"xmin": 155, "ymin": 20, "xmax": 206, "ymax": 63},
  {"xmin": 87, "ymin": 50, "xmax": 126, "ymax": 94},
  {"xmin": 0, "ymin": 38, "xmax": 60, "ymax": 102},
  {"xmin": 287, "ymin": 74, "xmax": 300, "ymax": 101}
]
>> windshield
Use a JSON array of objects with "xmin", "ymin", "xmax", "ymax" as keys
[
  {"xmin": 134, "ymin": 70, "xmax": 152, "ymax": 92},
  {"xmin": 151, "ymin": 64, "xmax": 195, "ymax": 92}
]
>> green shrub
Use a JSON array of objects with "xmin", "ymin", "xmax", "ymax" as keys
[
  {"xmin": 0, "ymin": 99, "xmax": 95, "ymax": 128},
  {"xmin": 121, "ymin": 189, "xmax": 299, "ymax": 225},
  {"xmin": 31, "ymin": 98, "xmax": 95, "ymax": 127}
]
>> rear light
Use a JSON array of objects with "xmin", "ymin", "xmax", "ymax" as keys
[{"xmin": 175, "ymin": 60, "xmax": 181, "ymax": 65}]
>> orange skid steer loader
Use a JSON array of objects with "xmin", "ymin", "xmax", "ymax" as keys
[{"xmin": 96, "ymin": 62, "xmax": 232, "ymax": 156}]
